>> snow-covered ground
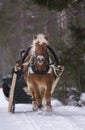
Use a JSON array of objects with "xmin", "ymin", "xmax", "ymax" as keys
[{"xmin": 0, "ymin": 88, "xmax": 85, "ymax": 130}]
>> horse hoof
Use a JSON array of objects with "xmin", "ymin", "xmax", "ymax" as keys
[
  {"xmin": 32, "ymin": 104, "xmax": 38, "ymax": 111},
  {"xmin": 37, "ymin": 108, "xmax": 43, "ymax": 114},
  {"xmin": 46, "ymin": 106, "xmax": 52, "ymax": 112},
  {"xmin": 32, "ymin": 107, "xmax": 38, "ymax": 111},
  {"xmin": 32, "ymin": 101, "xmax": 38, "ymax": 111}
]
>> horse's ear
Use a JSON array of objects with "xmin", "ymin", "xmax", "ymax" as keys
[
  {"xmin": 45, "ymin": 34, "xmax": 49, "ymax": 41},
  {"xmin": 33, "ymin": 34, "xmax": 37, "ymax": 40}
]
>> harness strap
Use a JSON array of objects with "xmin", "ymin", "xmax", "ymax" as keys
[
  {"xmin": 20, "ymin": 45, "xmax": 59, "ymax": 75},
  {"xmin": 31, "ymin": 64, "xmax": 49, "ymax": 75},
  {"xmin": 22, "ymin": 56, "xmax": 33, "ymax": 74},
  {"xmin": 30, "ymin": 53, "xmax": 50, "ymax": 75},
  {"xmin": 21, "ymin": 46, "xmax": 32, "ymax": 63},
  {"xmin": 47, "ymin": 45, "xmax": 59, "ymax": 66}
]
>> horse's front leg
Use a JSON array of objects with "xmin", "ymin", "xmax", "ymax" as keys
[
  {"xmin": 34, "ymin": 86, "xmax": 43, "ymax": 110},
  {"xmin": 30, "ymin": 84, "xmax": 42, "ymax": 111},
  {"xmin": 32, "ymin": 98, "xmax": 38, "ymax": 111},
  {"xmin": 29, "ymin": 87, "xmax": 38, "ymax": 111},
  {"xmin": 45, "ymin": 85, "xmax": 52, "ymax": 111}
]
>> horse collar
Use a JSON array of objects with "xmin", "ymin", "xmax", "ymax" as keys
[{"xmin": 31, "ymin": 64, "xmax": 49, "ymax": 75}]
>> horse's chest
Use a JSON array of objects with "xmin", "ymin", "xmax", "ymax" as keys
[{"xmin": 28, "ymin": 73, "xmax": 53, "ymax": 86}]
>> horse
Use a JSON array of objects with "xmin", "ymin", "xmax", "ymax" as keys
[{"xmin": 23, "ymin": 34, "xmax": 64, "ymax": 111}]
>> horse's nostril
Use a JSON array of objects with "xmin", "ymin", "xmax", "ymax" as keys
[
  {"xmin": 37, "ymin": 58, "xmax": 44, "ymax": 64},
  {"xmin": 39, "ymin": 59, "xmax": 42, "ymax": 63},
  {"xmin": 37, "ymin": 55, "xmax": 45, "ymax": 65},
  {"xmin": 39, "ymin": 61, "xmax": 42, "ymax": 63}
]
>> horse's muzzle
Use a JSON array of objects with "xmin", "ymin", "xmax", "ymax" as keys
[{"xmin": 37, "ymin": 55, "xmax": 45, "ymax": 65}]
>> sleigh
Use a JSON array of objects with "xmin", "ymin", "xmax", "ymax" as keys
[{"xmin": 2, "ymin": 72, "xmax": 32, "ymax": 113}]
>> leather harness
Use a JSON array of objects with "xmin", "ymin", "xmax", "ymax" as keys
[
  {"xmin": 21, "ymin": 45, "xmax": 59, "ymax": 75},
  {"xmin": 30, "ymin": 52, "xmax": 50, "ymax": 75}
]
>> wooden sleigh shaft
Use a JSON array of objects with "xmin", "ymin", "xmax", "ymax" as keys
[
  {"xmin": 51, "ymin": 66, "xmax": 64, "ymax": 94},
  {"xmin": 8, "ymin": 66, "xmax": 17, "ymax": 112}
]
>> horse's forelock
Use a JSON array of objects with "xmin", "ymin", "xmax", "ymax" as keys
[
  {"xmin": 31, "ymin": 34, "xmax": 48, "ymax": 55},
  {"xmin": 33, "ymin": 34, "xmax": 48, "ymax": 45}
]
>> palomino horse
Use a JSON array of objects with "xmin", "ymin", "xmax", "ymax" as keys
[{"xmin": 23, "ymin": 34, "xmax": 64, "ymax": 111}]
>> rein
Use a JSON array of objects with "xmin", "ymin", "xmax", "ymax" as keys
[
  {"xmin": 21, "ymin": 45, "xmax": 59, "ymax": 65},
  {"xmin": 21, "ymin": 46, "xmax": 32, "ymax": 63},
  {"xmin": 47, "ymin": 45, "xmax": 59, "ymax": 66}
]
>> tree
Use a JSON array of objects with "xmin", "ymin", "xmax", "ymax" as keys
[{"xmin": 25, "ymin": 0, "xmax": 83, "ymax": 11}]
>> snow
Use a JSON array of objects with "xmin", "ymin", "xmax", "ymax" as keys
[
  {"xmin": 0, "ymin": 88, "xmax": 85, "ymax": 130},
  {"xmin": 80, "ymin": 93, "xmax": 85, "ymax": 102}
]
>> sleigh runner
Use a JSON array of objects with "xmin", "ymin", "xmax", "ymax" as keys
[{"xmin": 2, "ymin": 34, "xmax": 64, "ymax": 113}]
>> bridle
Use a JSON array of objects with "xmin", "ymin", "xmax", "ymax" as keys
[{"xmin": 30, "ymin": 51, "xmax": 50, "ymax": 75}]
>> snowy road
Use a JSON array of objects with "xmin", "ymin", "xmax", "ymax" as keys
[{"xmin": 0, "ymin": 88, "xmax": 85, "ymax": 130}]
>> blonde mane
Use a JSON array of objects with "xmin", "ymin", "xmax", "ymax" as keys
[{"xmin": 31, "ymin": 34, "xmax": 48, "ymax": 55}]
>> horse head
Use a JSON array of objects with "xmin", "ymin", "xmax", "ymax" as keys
[{"xmin": 31, "ymin": 34, "xmax": 49, "ymax": 73}]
